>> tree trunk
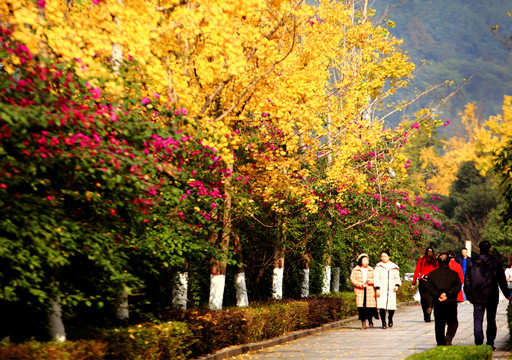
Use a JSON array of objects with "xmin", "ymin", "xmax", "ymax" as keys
[
  {"xmin": 322, "ymin": 256, "xmax": 332, "ymax": 294},
  {"xmin": 272, "ymin": 247, "xmax": 285, "ymax": 300},
  {"xmin": 301, "ymin": 253, "xmax": 310, "ymax": 298},
  {"xmin": 116, "ymin": 286, "xmax": 130, "ymax": 320},
  {"xmin": 209, "ymin": 162, "xmax": 233, "ymax": 310},
  {"xmin": 234, "ymin": 233, "xmax": 249, "ymax": 307},
  {"xmin": 172, "ymin": 271, "xmax": 188, "ymax": 310},
  {"xmin": 48, "ymin": 298, "xmax": 66, "ymax": 342},
  {"xmin": 110, "ymin": 2, "xmax": 129, "ymax": 321},
  {"xmin": 332, "ymin": 266, "xmax": 341, "ymax": 292}
]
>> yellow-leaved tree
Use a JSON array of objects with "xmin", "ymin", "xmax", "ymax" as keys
[
  {"xmin": 420, "ymin": 96, "xmax": 512, "ymax": 196},
  {"xmin": 2, "ymin": 0, "xmax": 438, "ymax": 310}
]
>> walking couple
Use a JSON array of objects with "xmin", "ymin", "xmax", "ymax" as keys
[{"xmin": 350, "ymin": 251, "xmax": 401, "ymax": 330}]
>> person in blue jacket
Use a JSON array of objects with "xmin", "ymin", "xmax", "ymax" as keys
[{"xmin": 455, "ymin": 247, "xmax": 471, "ymax": 301}]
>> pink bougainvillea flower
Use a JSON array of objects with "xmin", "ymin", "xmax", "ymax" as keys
[
  {"xmin": 90, "ymin": 87, "xmax": 101, "ymax": 99},
  {"xmin": 141, "ymin": 97, "xmax": 150, "ymax": 105}
]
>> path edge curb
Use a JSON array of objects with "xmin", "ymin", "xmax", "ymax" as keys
[{"xmin": 193, "ymin": 300, "xmax": 419, "ymax": 360}]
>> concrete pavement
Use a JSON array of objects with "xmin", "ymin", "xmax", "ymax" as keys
[{"xmin": 230, "ymin": 301, "xmax": 511, "ymax": 360}]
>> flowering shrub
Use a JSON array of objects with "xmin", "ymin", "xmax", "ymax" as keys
[{"xmin": 0, "ymin": 29, "xmax": 223, "ymax": 315}]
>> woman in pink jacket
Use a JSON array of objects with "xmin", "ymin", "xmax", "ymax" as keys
[{"xmin": 350, "ymin": 254, "xmax": 378, "ymax": 329}]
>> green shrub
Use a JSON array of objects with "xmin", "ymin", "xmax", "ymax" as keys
[
  {"xmin": 306, "ymin": 292, "xmax": 357, "ymax": 327},
  {"xmin": 102, "ymin": 321, "xmax": 192, "ymax": 360},
  {"xmin": 155, "ymin": 293, "xmax": 357, "ymax": 357},
  {"xmin": 405, "ymin": 345, "xmax": 492, "ymax": 359},
  {"xmin": 166, "ymin": 307, "xmax": 251, "ymax": 357},
  {"xmin": 337, "ymin": 292, "xmax": 358, "ymax": 318},
  {"xmin": 397, "ymin": 281, "xmax": 417, "ymax": 303},
  {"xmin": 0, "ymin": 340, "xmax": 107, "ymax": 360},
  {"xmin": 244, "ymin": 300, "xmax": 308, "ymax": 343}
]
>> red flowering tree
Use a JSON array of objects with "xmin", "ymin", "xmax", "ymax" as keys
[{"xmin": 0, "ymin": 29, "xmax": 227, "ymax": 339}]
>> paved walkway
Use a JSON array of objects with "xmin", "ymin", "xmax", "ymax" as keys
[{"xmin": 231, "ymin": 301, "xmax": 511, "ymax": 360}]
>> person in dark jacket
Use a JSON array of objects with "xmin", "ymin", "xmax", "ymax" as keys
[
  {"xmin": 464, "ymin": 241, "xmax": 511, "ymax": 349},
  {"xmin": 455, "ymin": 247, "xmax": 472, "ymax": 301},
  {"xmin": 425, "ymin": 253, "xmax": 462, "ymax": 346}
]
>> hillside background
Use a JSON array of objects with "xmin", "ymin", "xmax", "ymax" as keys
[{"xmin": 371, "ymin": 0, "xmax": 512, "ymax": 137}]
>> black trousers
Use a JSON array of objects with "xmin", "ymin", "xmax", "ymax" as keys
[
  {"xmin": 473, "ymin": 302, "xmax": 498, "ymax": 346},
  {"xmin": 419, "ymin": 279, "xmax": 434, "ymax": 321},
  {"xmin": 433, "ymin": 302, "xmax": 458, "ymax": 345},
  {"xmin": 358, "ymin": 288, "xmax": 378, "ymax": 321}
]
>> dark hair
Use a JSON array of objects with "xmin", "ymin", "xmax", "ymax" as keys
[
  {"xmin": 461, "ymin": 247, "xmax": 468, "ymax": 251},
  {"xmin": 437, "ymin": 253, "xmax": 450, "ymax": 266},
  {"xmin": 479, "ymin": 241, "xmax": 491, "ymax": 254},
  {"xmin": 424, "ymin": 247, "xmax": 436, "ymax": 265},
  {"xmin": 380, "ymin": 250, "xmax": 391, "ymax": 257},
  {"xmin": 357, "ymin": 255, "xmax": 368, "ymax": 267},
  {"xmin": 446, "ymin": 250, "xmax": 455, "ymax": 259}
]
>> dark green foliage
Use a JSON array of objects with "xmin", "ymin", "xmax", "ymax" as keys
[
  {"xmin": 405, "ymin": 345, "xmax": 493, "ymax": 360},
  {"xmin": 482, "ymin": 205, "xmax": 512, "ymax": 265},
  {"xmin": 437, "ymin": 161, "xmax": 497, "ymax": 250},
  {"xmin": 493, "ymin": 138, "xmax": 512, "ymax": 228}
]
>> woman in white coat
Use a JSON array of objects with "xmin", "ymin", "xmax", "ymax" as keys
[{"xmin": 374, "ymin": 250, "xmax": 401, "ymax": 329}]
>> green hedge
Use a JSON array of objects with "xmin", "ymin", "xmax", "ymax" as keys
[
  {"xmin": 0, "ymin": 340, "xmax": 107, "ymax": 360},
  {"xmin": 406, "ymin": 345, "xmax": 493, "ymax": 360},
  {"xmin": 0, "ymin": 291, "xmax": 390, "ymax": 359},
  {"xmin": 397, "ymin": 281, "xmax": 417, "ymax": 303},
  {"xmin": 158, "ymin": 292, "xmax": 357, "ymax": 357},
  {"xmin": 102, "ymin": 321, "xmax": 193, "ymax": 360}
]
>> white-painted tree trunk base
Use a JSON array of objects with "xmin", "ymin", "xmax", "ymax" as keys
[
  {"xmin": 272, "ymin": 268, "xmax": 284, "ymax": 299},
  {"xmin": 209, "ymin": 274, "xmax": 226, "ymax": 310},
  {"xmin": 235, "ymin": 272, "xmax": 249, "ymax": 307},
  {"xmin": 332, "ymin": 267, "xmax": 340, "ymax": 292},
  {"xmin": 301, "ymin": 269, "xmax": 310, "ymax": 298},
  {"xmin": 116, "ymin": 287, "xmax": 129, "ymax": 320},
  {"xmin": 48, "ymin": 299, "xmax": 66, "ymax": 342},
  {"xmin": 172, "ymin": 272, "xmax": 188, "ymax": 310},
  {"xmin": 322, "ymin": 265, "xmax": 331, "ymax": 294}
]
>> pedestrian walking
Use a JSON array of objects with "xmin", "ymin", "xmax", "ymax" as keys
[
  {"xmin": 374, "ymin": 250, "xmax": 401, "ymax": 329},
  {"xmin": 411, "ymin": 247, "xmax": 437, "ymax": 322},
  {"xmin": 455, "ymin": 247, "xmax": 472, "ymax": 301},
  {"xmin": 464, "ymin": 240, "xmax": 512, "ymax": 350},
  {"xmin": 350, "ymin": 254, "xmax": 379, "ymax": 329},
  {"xmin": 447, "ymin": 250, "xmax": 464, "ymax": 303},
  {"xmin": 505, "ymin": 264, "xmax": 512, "ymax": 290},
  {"xmin": 425, "ymin": 253, "xmax": 462, "ymax": 346}
]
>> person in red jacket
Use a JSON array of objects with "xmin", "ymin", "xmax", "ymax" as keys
[
  {"xmin": 412, "ymin": 247, "xmax": 438, "ymax": 322},
  {"xmin": 447, "ymin": 250, "xmax": 464, "ymax": 303}
]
